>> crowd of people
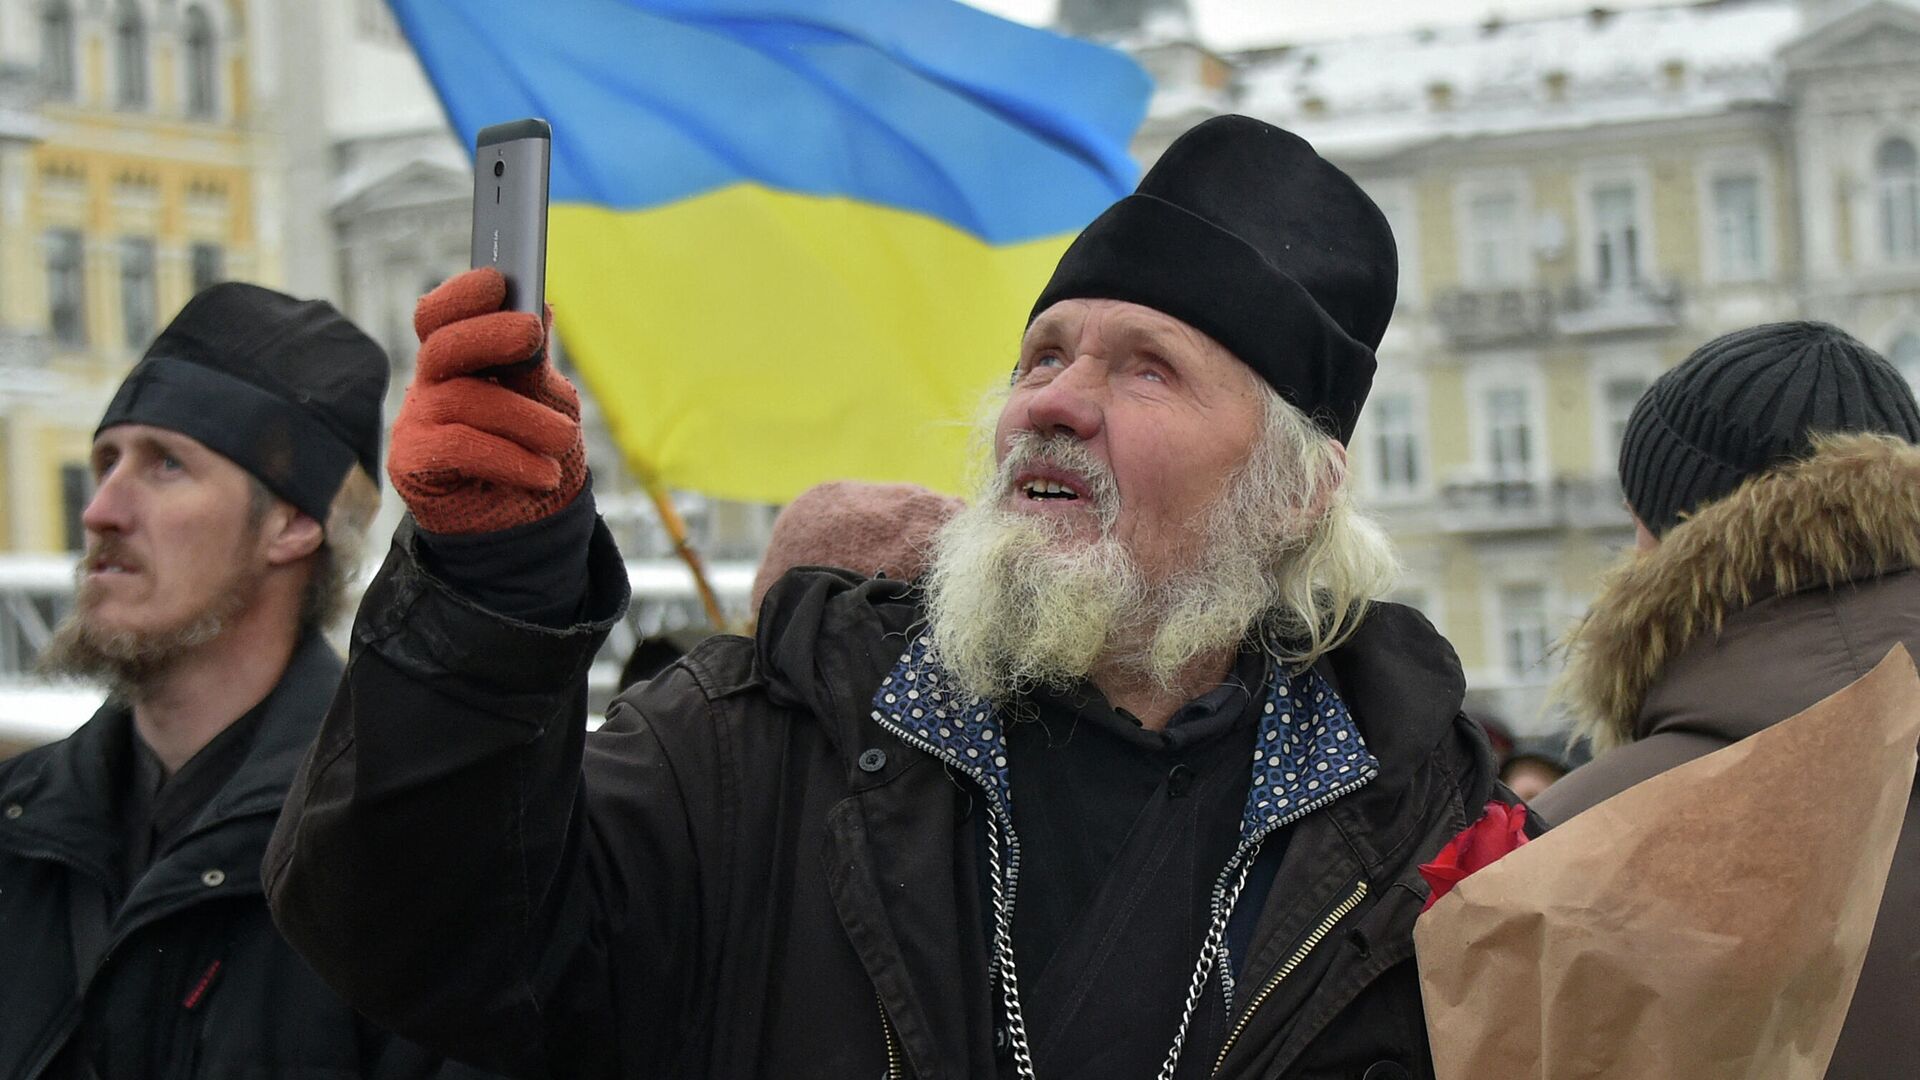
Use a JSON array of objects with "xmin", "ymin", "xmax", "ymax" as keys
[{"xmin": 0, "ymin": 113, "xmax": 1914, "ymax": 1079}]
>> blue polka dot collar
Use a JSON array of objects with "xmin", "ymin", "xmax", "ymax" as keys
[{"xmin": 868, "ymin": 633, "xmax": 1380, "ymax": 846}]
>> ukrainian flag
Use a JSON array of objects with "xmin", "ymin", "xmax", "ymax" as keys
[{"xmin": 388, "ymin": 0, "xmax": 1150, "ymax": 503}]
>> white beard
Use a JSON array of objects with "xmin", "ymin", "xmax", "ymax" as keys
[
  {"xmin": 924, "ymin": 430, "xmax": 1302, "ymax": 702},
  {"xmin": 923, "ymin": 496, "xmax": 1146, "ymax": 701}
]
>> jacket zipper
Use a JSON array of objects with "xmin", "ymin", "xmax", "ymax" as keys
[
  {"xmin": 1210, "ymin": 880, "xmax": 1369, "ymax": 1076},
  {"xmin": 878, "ymin": 995, "xmax": 904, "ymax": 1080},
  {"xmin": 1161, "ymin": 771, "xmax": 1375, "ymax": 1080},
  {"xmin": 1195, "ymin": 760, "xmax": 1384, "ymax": 1016},
  {"xmin": 0, "ymin": 841, "xmax": 110, "ymax": 1080},
  {"xmin": 866, "ymin": 711, "xmax": 1035, "ymax": 1080}
]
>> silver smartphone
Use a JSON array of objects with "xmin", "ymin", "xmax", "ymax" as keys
[{"xmin": 470, "ymin": 118, "xmax": 551, "ymax": 315}]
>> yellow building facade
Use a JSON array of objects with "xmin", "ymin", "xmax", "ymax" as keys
[
  {"xmin": 2, "ymin": 0, "xmax": 263, "ymax": 554},
  {"xmin": 1356, "ymin": 115, "xmax": 1801, "ymax": 731}
]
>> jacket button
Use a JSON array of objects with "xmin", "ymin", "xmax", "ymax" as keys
[
  {"xmin": 201, "ymin": 869, "xmax": 226, "ymax": 888},
  {"xmin": 1166, "ymin": 764, "xmax": 1195, "ymax": 798},
  {"xmin": 857, "ymin": 748, "xmax": 888, "ymax": 773},
  {"xmin": 3, "ymin": 803, "xmax": 20, "ymax": 820},
  {"xmin": 1363, "ymin": 1062, "xmax": 1410, "ymax": 1080}
]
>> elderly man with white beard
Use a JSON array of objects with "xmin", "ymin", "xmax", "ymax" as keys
[{"xmin": 267, "ymin": 115, "xmax": 1520, "ymax": 1080}]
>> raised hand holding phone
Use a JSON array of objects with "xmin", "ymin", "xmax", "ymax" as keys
[{"xmin": 388, "ymin": 118, "xmax": 587, "ymax": 535}]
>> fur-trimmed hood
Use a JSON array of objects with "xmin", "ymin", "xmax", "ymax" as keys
[{"xmin": 1563, "ymin": 433, "xmax": 1920, "ymax": 748}]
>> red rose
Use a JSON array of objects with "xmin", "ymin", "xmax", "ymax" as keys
[{"xmin": 1419, "ymin": 800, "xmax": 1531, "ymax": 912}]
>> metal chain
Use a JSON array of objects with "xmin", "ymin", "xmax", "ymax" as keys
[
  {"xmin": 1156, "ymin": 841, "xmax": 1262, "ymax": 1080},
  {"xmin": 986, "ymin": 811, "xmax": 1038, "ymax": 1080},
  {"xmin": 965, "ymin": 727, "xmax": 1271, "ymax": 1080}
]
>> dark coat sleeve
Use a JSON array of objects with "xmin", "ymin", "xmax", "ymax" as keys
[{"xmin": 262, "ymin": 518, "xmax": 700, "ymax": 1079}]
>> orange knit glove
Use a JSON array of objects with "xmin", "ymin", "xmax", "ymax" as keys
[{"xmin": 388, "ymin": 268, "xmax": 587, "ymax": 535}]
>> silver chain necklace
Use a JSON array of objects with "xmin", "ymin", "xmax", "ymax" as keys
[{"xmin": 982, "ymin": 810, "xmax": 1264, "ymax": 1080}]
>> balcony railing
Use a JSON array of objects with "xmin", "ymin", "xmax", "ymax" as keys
[
  {"xmin": 1556, "ymin": 474, "xmax": 1632, "ymax": 530},
  {"xmin": 1431, "ymin": 287, "xmax": 1555, "ymax": 348},
  {"xmin": 1433, "ymin": 280, "xmax": 1683, "ymax": 348},
  {"xmin": 1437, "ymin": 474, "xmax": 1632, "ymax": 534},
  {"xmin": 1438, "ymin": 477, "xmax": 1557, "ymax": 532},
  {"xmin": 1553, "ymin": 280, "xmax": 1684, "ymax": 336},
  {"xmin": 0, "ymin": 328, "xmax": 52, "ymax": 371}
]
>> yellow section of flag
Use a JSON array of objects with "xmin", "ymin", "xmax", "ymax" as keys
[{"xmin": 549, "ymin": 185, "xmax": 1071, "ymax": 504}]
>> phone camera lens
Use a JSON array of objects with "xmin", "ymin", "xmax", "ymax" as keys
[{"xmin": 492, "ymin": 160, "xmax": 504, "ymax": 177}]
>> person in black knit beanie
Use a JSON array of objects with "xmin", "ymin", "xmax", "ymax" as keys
[
  {"xmin": 1617, "ymin": 320, "xmax": 1920, "ymax": 540},
  {"xmin": 1538, "ymin": 319, "xmax": 1920, "ymax": 1080}
]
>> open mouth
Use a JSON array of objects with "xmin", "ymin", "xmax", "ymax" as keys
[
  {"xmin": 85, "ymin": 553, "xmax": 139, "ymax": 576},
  {"xmin": 1015, "ymin": 468, "xmax": 1093, "ymax": 506},
  {"xmin": 1021, "ymin": 478, "xmax": 1082, "ymax": 502}
]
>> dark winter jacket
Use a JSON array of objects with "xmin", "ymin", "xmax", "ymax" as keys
[
  {"xmin": 0, "ymin": 633, "xmax": 498, "ymax": 1080},
  {"xmin": 267, "ymin": 520, "xmax": 1508, "ymax": 1079},
  {"xmin": 1532, "ymin": 433, "xmax": 1920, "ymax": 1080}
]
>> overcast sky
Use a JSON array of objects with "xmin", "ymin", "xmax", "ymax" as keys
[{"xmin": 969, "ymin": 0, "xmax": 1685, "ymax": 47}]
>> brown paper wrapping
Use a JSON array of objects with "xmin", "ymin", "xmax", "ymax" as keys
[{"xmin": 1416, "ymin": 645, "xmax": 1920, "ymax": 1080}]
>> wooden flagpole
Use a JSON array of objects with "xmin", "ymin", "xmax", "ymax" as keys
[{"xmin": 644, "ymin": 478, "xmax": 730, "ymax": 631}]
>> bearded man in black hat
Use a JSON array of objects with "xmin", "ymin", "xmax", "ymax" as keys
[
  {"xmin": 268, "ymin": 116, "xmax": 1519, "ymax": 1079},
  {"xmin": 0, "ymin": 285, "xmax": 500, "ymax": 1079}
]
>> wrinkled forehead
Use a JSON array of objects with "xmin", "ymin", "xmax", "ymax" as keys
[{"xmin": 1023, "ymin": 299, "xmax": 1255, "ymax": 381}]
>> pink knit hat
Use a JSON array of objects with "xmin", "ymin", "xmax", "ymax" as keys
[{"xmin": 750, "ymin": 481, "xmax": 965, "ymax": 612}]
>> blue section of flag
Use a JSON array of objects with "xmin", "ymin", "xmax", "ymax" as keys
[{"xmin": 387, "ymin": 0, "xmax": 1151, "ymax": 244}]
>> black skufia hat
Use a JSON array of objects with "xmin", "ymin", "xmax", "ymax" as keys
[
  {"xmin": 1620, "ymin": 320, "xmax": 1920, "ymax": 537},
  {"xmin": 1030, "ymin": 114, "xmax": 1397, "ymax": 443},
  {"xmin": 96, "ymin": 282, "xmax": 389, "ymax": 522}
]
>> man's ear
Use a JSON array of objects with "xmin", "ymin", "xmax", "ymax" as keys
[
  {"xmin": 1631, "ymin": 512, "xmax": 1660, "ymax": 554},
  {"xmin": 264, "ymin": 506, "xmax": 324, "ymax": 566},
  {"xmin": 1325, "ymin": 440, "xmax": 1350, "ymax": 485},
  {"xmin": 1309, "ymin": 440, "xmax": 1350, "ymax": 519}
]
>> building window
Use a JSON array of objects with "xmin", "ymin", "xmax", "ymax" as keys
[
  {"xmin": 1891, "ymin": 333, "xmax": 1920, "ymax": 392},
  {"xmin": 120, "ymin": 237, "xmax": 156, "ymax": 347},
  {"xmin": 1602, "ymin": 375, "xmax": 1650, "ymax": 465},
  {"xmin": 45, "ymin": 229, "xmax": 86, "ymax": 348},
  {"xmin": 1498, "ymin": 583, "xmax": 1552, "ymax": 681},
  {"xmin": 1370, "ymin": 392, "xmax": 1422, "ymax": 497},
  {"xmin": 40, "ymin": 0, "xmax": 76, "ymax": 100},
  {"xmin": 1466, "ymin": 189, "xmax": 1523, "ymax": 286},
  {"xmin": 1591, "ymin": 181, "xmax": 1642, "ymax": 289},
  {"xmin": 114, "ymin": 0, "xmax": 149, "ymax": 110},
  {"xmin": 183, "ymin": 5, "xmax": 217, "ymax": 119},
  {"xmin": 1486, "ymin": 385, "xmax": 1534, "ymax": 480},
  {"xmin": 60, "ymin": 463, "xmax": 90, "ymax": 552},
  {"xmin": 1878, "ymin": 138, "xmax": 1920, "ymax": 264},
  {"xmin": 190, "ymin": 242, "xmax": 224, "ymax": 293},
  {"xmin": 1711, "ymin": 174, "xmax": 1763, "ymax": 281}
]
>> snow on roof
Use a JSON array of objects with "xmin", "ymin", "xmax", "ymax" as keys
[{"xmin": 1222, "ymin": 0, "xmax": 1802, "ymax": 158}]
